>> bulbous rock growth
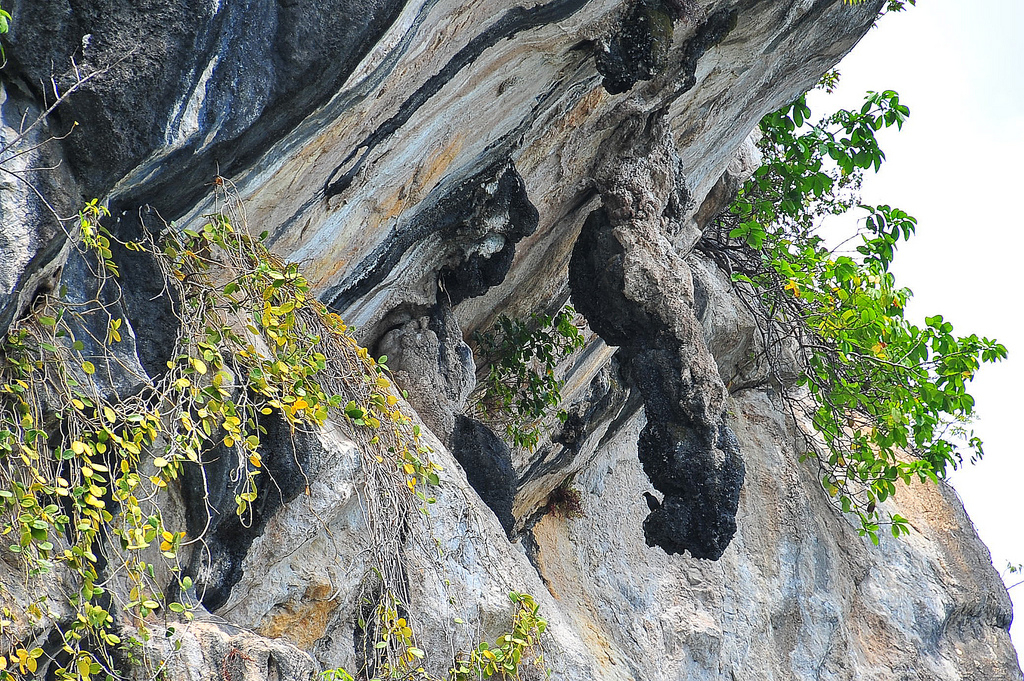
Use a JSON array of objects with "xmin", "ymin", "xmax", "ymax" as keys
[{"xmin": 569, "ymin": 110, "xmax": 744, "ymax": 560}]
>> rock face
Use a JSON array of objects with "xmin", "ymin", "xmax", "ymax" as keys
[{"xmin": 0, "ymin": 0, "xmax": 1020, "ymax": 680}]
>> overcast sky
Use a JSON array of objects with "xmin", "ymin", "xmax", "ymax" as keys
[{"xmin": 807, "ymin": 0, "xmax": 1024, "ymax": 658}]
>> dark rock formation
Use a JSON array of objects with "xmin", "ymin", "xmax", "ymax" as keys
[
  {"xmin": 596, "ymin": 0, "xmax": 676, "ymax": 95},
  {"xmin": 181, "ymin": 412, "xmax": 321, "ymax": 611},
  {"xmin": 450, "ymin": 415, "xmax": 517, "ymax": 536},
  {"xmin": 596, "ymin": 3, "xmax": 737, "ymax": 96},
  {"xmin": 638, "ymin": 419, "xmax": 743, "ymax": 558},
  {"xmin": 569, "ymin": 109, "xmax": 743, "ymax": 559},
  {"xmin": 324, "ymin": 162, "xmax": 539, "ymax": 319},
  {"xmin": 5, "ymin": 0, "xmax": 407, "ymax": 210},
  {"xmin": 437, "ymin": 166, "xmax": 540, "ymax": 306}
]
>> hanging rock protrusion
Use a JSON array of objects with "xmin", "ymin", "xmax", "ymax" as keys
[{"xmin": 569, "ymin": 109, "xmax": 744, "ymax": 560}]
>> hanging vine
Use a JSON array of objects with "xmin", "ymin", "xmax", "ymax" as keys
[{"xmin": 0, "ymin": 184, "xmax": 475, "ymax": 679}]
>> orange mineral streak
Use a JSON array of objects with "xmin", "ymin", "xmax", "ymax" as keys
[
  {"xmin": 309, "ymin": 134, "xmax": 466, "ymax": 290},
  {"xmin": 531, "ymin": 515, "xmax": 630, "ymax": 676},
  {"xmin": 257, "ymin": 582, "xmax": 340, "ymax": 650},
  {"xmin": 380, "ymin": 134, "xmax": 465, "ymax": 223},
  {"xmin": 518, "ymin": 86, "xmax": 607, "ymax": 177}
]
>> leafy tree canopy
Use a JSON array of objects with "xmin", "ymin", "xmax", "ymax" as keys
[{"xmin": 700, "ymin": 86, "xmax": 1007, "ymax": 543}]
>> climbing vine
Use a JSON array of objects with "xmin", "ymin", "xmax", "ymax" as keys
[
  {"xmin": 699, "ymin": 89, "xmax": 1006, "ymax": 543},
  {"xmin": 0, "ymin": 185, "xmax": 454, "ymax": 678},
  {"xmin": 322, "ymin": 591, "xmax": 547, "ymax": 681},
  {"xmin": 451, "ymin": 592, "xmax": 546, "ymax": 681}
]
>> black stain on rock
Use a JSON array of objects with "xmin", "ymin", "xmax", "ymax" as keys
[
  {"xmin": 567, "ymin": 208, "xmax": 638, "ymax": 346},
  {"xmin": 437, "ymin": 166, "xmax": 540, "ymax": 305},
  {"xmin": 676, "ymin": 7, "xmax": 738, "ymax": 92},
  {"xmin": 325, "ymin": 162, "xmax": 538, "ymax": 314},
  {"xmin": 7, "ymin": 0, "xmax": 408, "ymax": 214},
  {"xmin": 569, "ymin": 204, "xmax": 744, "ymax": 561},
  {"xmin": 520, "ymin": 529, "xmax": 544, "ymax": 576},
  {"xmin": 595, "ymin": 3, "xmax": 737, "ymax": 95},
  {"xmin": 596, "ymin": 0, "xmax": 675, "ymax": 95},
  {"xmin": 110, "ymin": 213, "xmax": 181, "ymax": 382},
  {"xmin": 638, "ymin": 420, "xmax": 743, "ymax": 559},
  {"xmin": 450, "ymin": 415, "xmax": 517, "ymax": 537}
]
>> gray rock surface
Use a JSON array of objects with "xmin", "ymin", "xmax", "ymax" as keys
[
  {"xmin": 377, "ymin": 305, "xmax": 476, "ymax": 440},
  {"xmin": 532, "ymin": 392, "xmax": 1020, "ymax": 680},
  {"xmin": 0, "ymin": 81, "xmax": 78, "ymax": 332},
  {"xmin": 150, "ymin": 621, "xmax": 318, "ymax": 681},
  {"xmin": 0, "ymin": 0, "xmax": 1019, "ymax": 679}
]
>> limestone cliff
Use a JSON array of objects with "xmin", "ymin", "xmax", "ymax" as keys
[{"xmin": 0, "ymin": 0, "xmax": 1020, "ymax": 679}]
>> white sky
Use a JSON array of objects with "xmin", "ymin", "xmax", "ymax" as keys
[{"xmin": 807, "ymin": 0, "xmax": 1024, "ymax": 660}]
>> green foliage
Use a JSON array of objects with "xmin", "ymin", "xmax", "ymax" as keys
[
  {"xmin": 730, "ymin": 89, "xmax": 910, "ymax": 249},
  {"xmin": 1005, "ymin": 563, "xmax": 1024, "ymax": 592},
  {"xmin": 1, "ymin": 202, "xmax": 164, "ymax": 681},
  {"xmin": 703, "ymin": 91, "xmax": 1006, "ymax": 543},
  {"xmin": 322, "ymin": 591, "xmax": 547, "ymax": 681},
  {"xmin": 474, "ymin": 306, "xmax": 585, "ymax": 451},
  {"xmin": 320, "ymin": 668, "xmax": 356, "ymax": 681},
  {"xmin": 452, "ymin": 592, "xmax": 547, "ymax": 681},
  {"xmin": 164, "ymin": 209, "xmax": 440, "ymax": 505},
  {"xmin": 0, "ymin": 187, "xmax": 440, "ymax": 679},
  {"xmin": 2, "ymin": 184, "xmax": 547, "ymax": 681},
  {"xmin": 843, "ymin": 0, "xmax": 916, "ymax": 12},
  {"xmin": 0, "ymin": 5, "xmax": 11, "ymax": 67}
]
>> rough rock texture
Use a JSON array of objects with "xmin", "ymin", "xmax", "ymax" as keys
[
  {"xmin": 0, "ymin": 81, "xmax": 79, "ymax": 331},
  {"xmin": 568, "ymin": 108, "xmax": 743, "ymax": 559},
  {"xmin": 377, "ymin": 304, "xmax": 476, "ymax": 440},
  {"xmin": 1, "ymin": 0, "xmax": 1020, "ymax": 679},
  {"xmin": 532, "ymin": 394, "xmax": 1020, "ymax": 680},
  {"xmin": 151, "ymin": 621, "xmax": 318, "ymax": 681}
]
